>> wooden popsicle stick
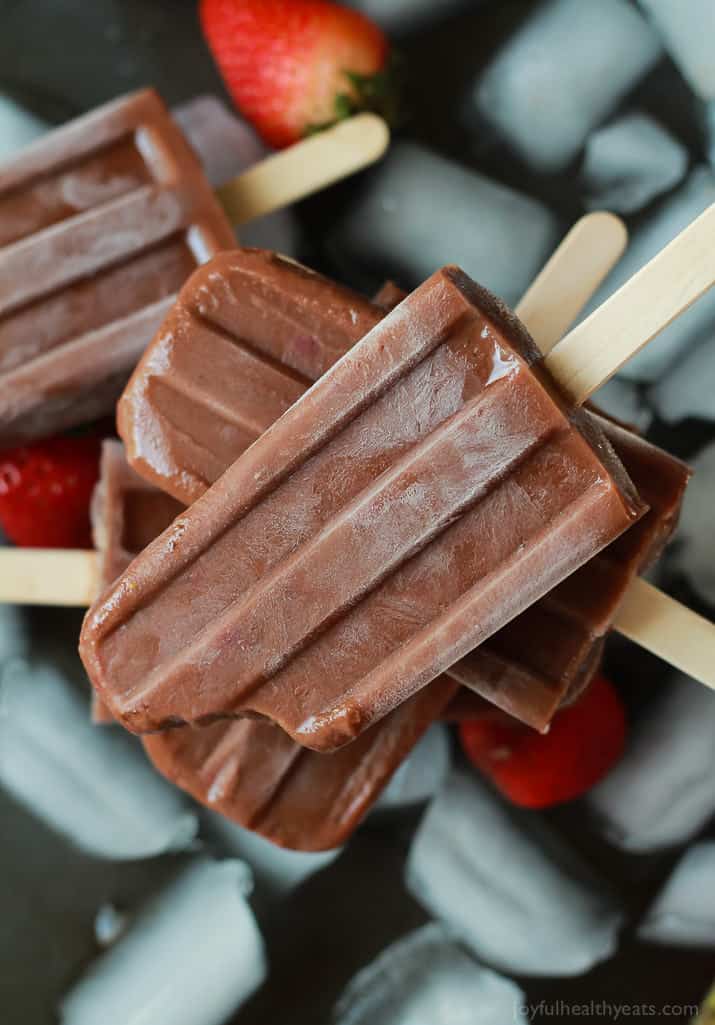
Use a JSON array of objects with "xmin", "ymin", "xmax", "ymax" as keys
[
  {"xmin": 216, "ymin": 113, "xmax": 390, "ymax": 226},
  {"xmin": 517, "ymin": 213, "xmax": 715, "ymax": 688},
  {"xmin": 615, "ymin": 577, "xmax": 715, "ymax": 691},
  {"xmin": 545, "ymin": 203, "xmax": 715, "ymax": 404},
  {"xmin": 515, "ymin": 212, "xmax": 628, "ymax": 354},
  {"xmin": 0, "ymin": 548, "xmax": 98, "ymax": 607}
]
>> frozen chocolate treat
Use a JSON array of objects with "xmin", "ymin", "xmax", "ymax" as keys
[
  {"xmin": 116, "ymin": 252, "xmax": 688, "ymax": 729},
  {"xmin": 90, "ymin": 440, "xmax": 183, "ymax": 722},
  {"xmin": 119, "ymin": 249, "xmax": 386, "ymax": 504},
  {"xmin": 82, "ymin": 265, "xmax": 644, "ymax": 749},
  {"xmin": 0, "ymin": 89, "xmax": 235, "ymax": 444}
]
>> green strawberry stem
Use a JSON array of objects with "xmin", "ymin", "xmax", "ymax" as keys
[{"xmin": 305, "ymin": 53, "xmax": 403, "ymax": 136}]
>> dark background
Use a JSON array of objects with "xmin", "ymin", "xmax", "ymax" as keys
[{"xmin": 0, "ymin": 2, "xmax": 713, "ymax": 1023}]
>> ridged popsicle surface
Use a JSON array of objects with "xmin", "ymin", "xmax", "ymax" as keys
[
  {"xmin": 82, "ymin": 265, "xmax": 644, "ymax": 749},
  {"xmin": 0, "ymin": 88, "xmax": 235, "ymax": 443}
]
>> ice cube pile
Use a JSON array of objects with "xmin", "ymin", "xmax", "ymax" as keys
[{"xmin": 3, "ymin": 0, "xmax": 715, "ymax": 1022}]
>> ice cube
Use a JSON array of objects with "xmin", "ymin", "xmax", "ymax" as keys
[
  {"xmin": 375, "ymin": 724, "xmax": 451, "ymax": 811},
  {"xmin": 582, "ymin": 112, "xmax": 687, "ymax": 214},
  {"xmin": 173, "ymin": 94, "xmax": 301, "ymax": 256},
  {"xmin": 473, "ymin": 0, "xmax": 662, "ymax": 172},
  {"xmin": 638, "ymin": 0, "xmax": 715, "ymax": 101},
  {"xmin": 0, "ymin": 93, "xmax": 47, "ymax": 161},
  {"xmin": 592, "ymin": 377, "xmax": 654, "ymax": 432},
  {"xmin": 333, "ymin": 922, "xmax": 528, "ymax": 1025},
  {"xmin": 665, "ymin": 442, "xmax": 715, "ymax": 607},
  {"xmin": 0, "ymin": 658, "xmax": 198, "ymax": 859},
  {"xmin": 329, "ymin": 141, "xmax": 560, "ymax": 304},
  {"xmin": 583, "ymin": 167, "xmax": 715, "ymax": 381},
  {"xmin": 205, "ymin": 812, "xmax": 340, "ymax": 899},
  {"xmin": 342, "ymin": 0, "xmax": 477, "ymax": 34},
  {"xmin": 650, "ymin": 334, "xmax": 715, "ymax": 424},
  {"xmin": 588, "ymin": 672, "xmax": 715, "ymax": 851},
  {"xmin": 406, "ymin": 769, "xmax": 623, "ymax": 976},
  {"xmin": 638, "ymin": 842, "xmax": 715, "ymax": 948},
  {"xmin": 59, "ymin": 859, "xmax": 266, "ymax": 1025}
]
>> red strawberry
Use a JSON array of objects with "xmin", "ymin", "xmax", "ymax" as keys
[
  {"xmin": 0, "ymin": 435, "xmax": 101, "ymax": 549},
  {"xmin": 459, "ymin": 675, "xmax": 627, "ymax": 809},
  {"xmin": 200, "ymin": 0, "xmax": 391, "ymax": 148}
]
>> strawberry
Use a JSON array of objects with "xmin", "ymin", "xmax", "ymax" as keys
[
  {"xmin": 459, "ymin": 675, "xmax": 627, "ymax": 809},
  {"xmin": 0, "ymin": 435, "xmax": 101, "ymax": 549},
  {"xmin": 200, "ymin": 0, "xmax": 391, "ymax": 148}
]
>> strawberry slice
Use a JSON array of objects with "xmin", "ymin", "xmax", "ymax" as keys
[
  {"xmin": 459, "ymin": 675, "xmax": 627, "ymax": 809},
  {"xmin": 200, "ymin": 0, "xmax": 391, "ymax": 148},
  {"xmin": 0, "ymin": 435, "xmax": 101, "ymax": 549}
]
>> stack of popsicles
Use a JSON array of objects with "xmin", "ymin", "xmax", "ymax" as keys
[
  {"xmin": 81, "ymin": 211, "xmax": 715, "ymax": 849},
  {"xmin": 2, "ymin": 87, "xmax": 715, "ymax": 853}
]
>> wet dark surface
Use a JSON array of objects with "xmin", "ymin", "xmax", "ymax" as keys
[{"xmin": 0, "ymin": 1, "xmax": 714, "ymax": 1023}]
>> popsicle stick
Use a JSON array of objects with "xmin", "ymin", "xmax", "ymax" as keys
[
  {"xmin": 0, "ymin": 548, "xmax": 98, "ymax": 606},
  {"xmin": 216, "ymin": 113, "xmax": 390, "ymax": 226},
  {"xmin": 614, "ymin": 577, "xmax": 715, "ymax": 690},
  {"xmin": 545, "ymin": 203, "xmax": 715, "ymax": 404},
  {"xmin": 516, "ymin": 214, "xmax": 715, "ymax": 687},
  {"xmin": 515, "ymin": 212, "xmax": 628, "ymax": 354}
]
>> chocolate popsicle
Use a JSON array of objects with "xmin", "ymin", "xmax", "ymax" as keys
[
  {"xmin": 119, "ymin": 249, "xmax": 387, "ymax": 504},
  {"xmin": 0, "ymin": 89, "xmax": 236, "ymax": 444},
  {"xmin": 92, "ymin": 441, "xmax": 184, "ymax": 599},
  {"xmin": 117, "ymin": 248, "xmax": 689, "ymax": 729},
  {"xmin": 90, "ymin": 440, "xmax": 183, "ymax": 723},
  {"xmin": 0, "ymin": 90, "xmax": 388, "ymax": 446},
  {"xmin": 93, "ymin": 418, "xmax": 611, "ymax": 740},
  {"xmin": 82, "ymin": 265, "xmax": 646, "ymax": 749}
]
